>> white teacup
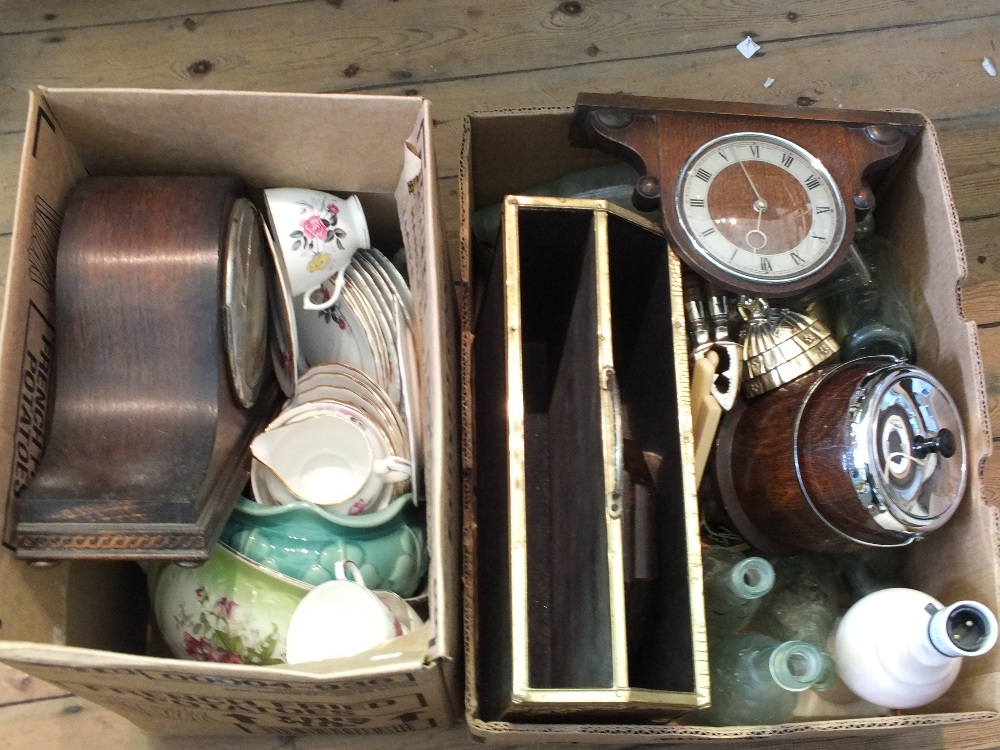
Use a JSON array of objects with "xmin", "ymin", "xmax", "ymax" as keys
[
  {"xmin": 263, "ymin": 188, "xmax": 370, "ymax": 311},
  {"xmin": 250, "ymin": 413, "xmax": 410, "ymax": 511},
  {"xmin": 285, "ymin": 561, "xmax": 420, "ymax": 664}
]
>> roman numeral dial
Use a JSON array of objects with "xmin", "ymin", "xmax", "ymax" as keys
[{"xmin": 675, "ymin": 131, "xmax": 846, "ymax": 295}]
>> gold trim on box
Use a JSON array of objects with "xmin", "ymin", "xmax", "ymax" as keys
[
  {"xmin": 593, "ymin": 208, "xmax": 629, "ymax": 692},
  {"xmin": 500, "ymin": 195, "xmax": 709, "ymax": 713},
  {"xmin": 502, "ymin": 196, "xmax": 530, "ymax": 697}
]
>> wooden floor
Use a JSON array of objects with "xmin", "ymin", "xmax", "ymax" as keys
[{"xmin": 3, "ymin": 1, "xmax": 1000, "ymax": 748}]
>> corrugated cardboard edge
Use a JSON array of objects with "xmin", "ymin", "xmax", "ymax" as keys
[
  {"xmin": 464, "ymin": 711, "xmax": 999, "ymax": 743},
  {"xmin": 882, "ymin": 108, "xmax": 993, "ymax": 457},
  {"xmin": 401, "ymin": 98, "xmax": 463, "ymax": 721},
  {"xmin": 0, "ymin": 89, "xmax": 87, "ymax": 642},
  {"xmin": 459, "ymin": 105, "xmax": 1000, "ymax": 742},
  {"xmin": 875, "ymin": 111, "xmax": 1000, "ymax": 715},
  {"xmin": 0, "ymin": 641, "xmax": 454, "ymax": 737},
  {"xmin": 458, "ymin": 112, "xmax": 479, "ymax": 728}
]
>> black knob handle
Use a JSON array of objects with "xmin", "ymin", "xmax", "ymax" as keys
[{"xmin": 912, "ymin": 428, "xmax": 956, "ymax": 459}]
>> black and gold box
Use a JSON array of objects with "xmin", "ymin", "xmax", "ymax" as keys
[{"xmin": 468, "ymin": 195, "xmax": 709, "ymax": 721}]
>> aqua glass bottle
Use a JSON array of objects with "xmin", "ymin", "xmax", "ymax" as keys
[
  {"xmin": 701, "ymin": 546, "xmax": 775, "ymax": 638},
  {"xmin": 690, "ymin": 633, "xmax": 825, "ymax": 726},
  {"xmin": 756, "ymin": 554, "xmax": 840, "ymax": 689},
  {"xmin": 842, "ymin": 559, "xmax": 897, "ymax": 602},
  {"xmin": 840, "ymin": 548, "xmax": 907, "ymax": 603},
  {"xmin": 792, "ymin": 220, "xmax": 917, "ymax": 364},
  {"xmin": 757, "ymin": 554, "xmax": 838, "ymax": 647},
  {"xmin": 833, "ymin": 233, "xmax": 917, "ymax": 362}
]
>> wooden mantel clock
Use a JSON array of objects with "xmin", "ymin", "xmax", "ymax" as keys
[
  {"xmin": 569, "ymin": 93, "xmax": 926, "ymax": 297},
  {"xmin": 14, "ymin": 176, "xmax": 277, "ymax": 563}
]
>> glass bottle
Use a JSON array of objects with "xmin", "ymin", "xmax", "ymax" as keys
[
  {"xmin": 689, "ymin": 633, "xmax": 825, "ymax": 726},
  {"xmin": 840, "ymin": 548, "xmax": 906, "ymax": 603},
  {"xmin": 756, "ymin": 554, "xmax": 840, "ymax": 689},
  {"xmin": 757, "ymin": 554, "xmax": 838, "ymax": 648},
  {"xmin": 793, "ymin": 217, "xmax": 917, "ymax": 364},
  {"xmin": 470, "ymin": 162, "xmax": 649, "ymax": 245},
  {"xmin": 701, "ymin": 546, "xmax": 775, "ymax": 637},
  {"xmin": 834, "ymin": 234, "xmax": 917, "ymax": 362}
]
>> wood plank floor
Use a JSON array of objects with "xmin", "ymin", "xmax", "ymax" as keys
[{"xmin": 3, "ymin": 1, "xmax": 1000, "ymax": 747}]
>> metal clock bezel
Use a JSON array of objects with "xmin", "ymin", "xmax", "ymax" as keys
[{"xmin": 673, "ymin": 131, "xmax": 848, "ymax": 294}]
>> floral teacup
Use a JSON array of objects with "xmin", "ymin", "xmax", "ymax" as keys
[
  {"xmin": 263, "ymin": 188, "xmax": 370, "ymax": 311},
  {"xmin": 148, "ymin": 542, "xmax": 311, "ymax": 665}
]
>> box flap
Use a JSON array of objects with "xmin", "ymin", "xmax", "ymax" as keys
[
  {"xmin": 394, "ymin": 101, "xmax": 460, "ymax": 675},
  {"xmin": 0, "ymin": 638, "xmax": 453, "ymax": 736}
]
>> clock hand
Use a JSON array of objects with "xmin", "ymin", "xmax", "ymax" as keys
[
  {"xmin": 737, "ymin": 157, "xmax": 769, "ymax": 252},
  {"xmin": 746, "ymin": 202, "xmax": 768, "ymax": 252},
  {"xmin": 738, "ymin": 158, "xmax": 767, "ymax": 211}
]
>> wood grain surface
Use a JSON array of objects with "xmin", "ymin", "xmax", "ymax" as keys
[
  {"xmin": 2, "ymin": 1, "xmax": 1000, "ymax": 747},
  {"xmin": 14, "ymin": 176, "xmax": 264, "ymax": 560}
]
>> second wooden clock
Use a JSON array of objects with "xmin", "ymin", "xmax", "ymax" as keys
[{"xmin": 570, "ymin": 93, "xmax": 926, "ymax": 297}]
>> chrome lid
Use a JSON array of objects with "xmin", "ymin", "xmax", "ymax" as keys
[{"xmin": 849, "ymin": 361, "xmax": 967, "ymax": 535}]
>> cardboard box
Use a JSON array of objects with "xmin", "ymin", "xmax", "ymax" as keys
[
  {"xmin": 0, "ymin": 87, "xmax": 460, "ymax": 737},
  {"xmin": 459, "ymin": 107, "xmax": 1000, "ymax": 742}
]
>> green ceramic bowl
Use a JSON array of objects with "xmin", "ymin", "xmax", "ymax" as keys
[
  {"xmin": 150, "ymin": 542, "xmax": 311, "ymax": 665},
  {"xmin": 220, "ymin": 494, "xmax": 428, "ymax": 597}
]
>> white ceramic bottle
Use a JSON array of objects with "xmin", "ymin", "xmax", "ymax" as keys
[{"xmin": 831, "ymin": 588, "xmax": 998, "ymax": 709}]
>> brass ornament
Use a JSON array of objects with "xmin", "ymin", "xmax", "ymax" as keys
[{"xmin": 738, "ymin": 296, "xmax": 839, "ymax": 397}]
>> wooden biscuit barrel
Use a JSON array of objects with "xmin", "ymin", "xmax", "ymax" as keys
[{"xmin": 715, "ymin": 357, "xmax": 966, "ymax": 554}]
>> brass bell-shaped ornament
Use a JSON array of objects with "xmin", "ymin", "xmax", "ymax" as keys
[{"xmin": 738, "ymin": 297, "xmax": 839, "ymax": 397}]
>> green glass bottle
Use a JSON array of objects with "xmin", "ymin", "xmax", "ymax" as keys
[
  {"xmin": 841, "ymin": 548, "xmax": 907, "ymax": 602},
  {"xmin": 701, "ymin": 546, "xmax": 775, "ymax": 638},
  {"xmin": 792, "ymin": 218, "xmax": 917, "ymax": 364},
  {"xmin": 756, "ymin": 554, "xmax": 840, "ymax": 688},
  {"xmin": 758, "ymin": 555, "xmax": 838, "ymax": 645},
  {"xmin": 690, "ymin": 633, "xmax": 825, "ymax": 726}
]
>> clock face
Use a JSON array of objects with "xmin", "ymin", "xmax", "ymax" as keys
[
  {"xmin": 675, "ymin": 132, "xmax": 847, "ymax": 292},
  {"xmin": 222, "ymin": 198, "xmax": 269, "ymax": 408}
]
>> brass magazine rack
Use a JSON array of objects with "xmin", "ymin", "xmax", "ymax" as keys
[{"xmin": 471, "ymin": 195, "xmax": 709, "ymax": 720}]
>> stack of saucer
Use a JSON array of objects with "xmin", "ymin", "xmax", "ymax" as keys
[
  {"xmin": 250, "ymin": 364, "xmax": 412, "ymax": 517},
  {"xmin": 295, "ymin": 247, "xmax": 413, "ymax": 409}
]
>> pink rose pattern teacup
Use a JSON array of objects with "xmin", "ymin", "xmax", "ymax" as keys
[{"xmin": 264, "ymin": 188, "xmax": 371, "ymax": 311}]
